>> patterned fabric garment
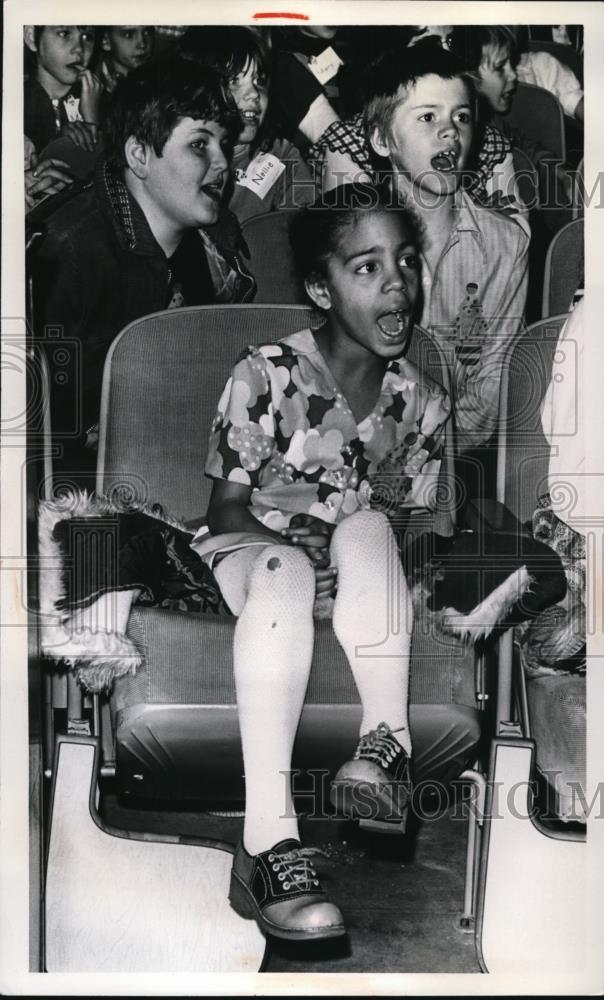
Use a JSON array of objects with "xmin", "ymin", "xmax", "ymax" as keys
[
  {"xmin": 518, "ymin": 493, "xmax": 586, "ymax": 676},
  {"xmin": 205, "ymin": 327, "xmax": 450, "ymax": 531},
  {"xmin": 462, "ymin": 123, "xmax": 515, "ymax": 212},
  {"xmin": 308, "ymin": 112, "xmax": 374, "ymax": 178}
]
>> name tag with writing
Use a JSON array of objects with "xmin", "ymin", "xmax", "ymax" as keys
[
  {"xmin": 63, "ymin": 94, "xmax": 82, "ymax": 122},
  {"xmin": 308, "ymin": 47, "xmax": 343, "ymax": 85},
  {"xmin": 235, "ymin": 152, "xmax": 285, "ymax": 199}
]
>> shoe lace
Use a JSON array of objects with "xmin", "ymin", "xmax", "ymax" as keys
[
  {"xmin": 354, "ymin": 722, "xmax": 403, "ymax": 767},
  {"xmin": 268, "ymin": 847, "xmax": 321, "ymax": 891}
]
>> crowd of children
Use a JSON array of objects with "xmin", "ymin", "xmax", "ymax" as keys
[{"xmin": 27, "ymin": 22, "xmax": 584, "ymax": 945}]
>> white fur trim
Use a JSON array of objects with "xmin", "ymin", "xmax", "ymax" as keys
[
  {"xmin": 37, "ymin": 489, "xmax": 188, "ymax": 691},
  {"xmin": 435, "ymin": 566, "xmax": 532, "ymax": 642}
]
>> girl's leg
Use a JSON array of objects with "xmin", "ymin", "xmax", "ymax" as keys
[
  {"xmin": 217, "ymin": 544, "xmax": 345, "ymax": 940},
  {"xmin": 330, "ymin": 509, "xmax": 413, "ymax": 754},
  {"xmin": 215, "ymin": 544, "xmax": 316, "ymax": 855}
]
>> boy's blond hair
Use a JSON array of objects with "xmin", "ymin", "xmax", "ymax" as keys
[{"xmin": 363, "ymin": 44, "xmax": 473, "ymax": 147}]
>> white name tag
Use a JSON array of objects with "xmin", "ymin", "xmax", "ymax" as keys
[
  {"xmin": 307, "ymin": 47, "xmax": 343, "ymax": 85},
  {"xmin": 235, "ymin": 152, "xmax": 285, "ymax": 199},
  {"xmin": 63, "ymin": 94, "xmax": 82, "ymax": 122}
]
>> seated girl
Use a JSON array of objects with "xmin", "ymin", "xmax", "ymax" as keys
[
  {"xmin": 40, "ymin": 184, "xmax": 451, "ymax": 942},
  {"xmin": 179, "ymin": 27, "xmax": 314, "ymax": 224}
]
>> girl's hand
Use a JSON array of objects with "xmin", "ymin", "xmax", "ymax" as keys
[
  {"xmin": 281, "ymin": 514, "xmax": 337, "ymax": 597},
  {"xmin": 281, "ymin": 513, "xmax": 333, "ymax": 556},
  {"xmin": 78, "ymin": 70, "xmax": 102, "ymax": 124},
  {"xmin": 314, "ymin": 563, "xmax": 338, "ymax": 598},
  {"xmin": 27, "ymin": 157, "xmax": 74, "ymax": 201},
  {"xmin": 60, "ymin": 121, "xmax": 97, "ymax": 152}
]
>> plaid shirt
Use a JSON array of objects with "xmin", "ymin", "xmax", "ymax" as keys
[
  {"xmin": 308, "ymin": 112, "xmax": 374, "ymax": 179},
  {"xmin": 420, "ymin": 189, "xmax": 529, "ymax": 452}
]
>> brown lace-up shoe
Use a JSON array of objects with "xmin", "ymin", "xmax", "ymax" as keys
[
  {"xmin": 330, "ymin": 722, "xmax": 413, "ymax": 827},
  {"xmin": 229, "ymin": 838, "xmax": 346, "ymax": 941}
]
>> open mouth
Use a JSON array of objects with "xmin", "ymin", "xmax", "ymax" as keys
[
  {"xmin": 200, "ymin": 182, "xmax": 223, "ymax": 203},
  {"xmin": 430, "ymin": 148, "xmax": 458, "ymax": 173},
  {"xmin": 68, "ymin": 61, "xmax": 84, "ymax": 72},
  {"xmin": 240, "ymin": 110, "xmax": 260, "ymax": 127},
  {"xmin": 376, "ymin": 309, "xmax": 410, "ymax": 338}
]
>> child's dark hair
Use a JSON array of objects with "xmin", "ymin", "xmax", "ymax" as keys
[
  {"xmin": 179, "ymin": 26, "xmax": 270, "ymax": 83},
  {"xmin": 24, "ymin": 25, "xmax": 99, "ymax": 78},
  {"xmin": 289, "ymin": 182, "xmax": 423, "ymax": 281},
  {"xmin": 363, "ymin": 45, "xmax": 470, "ymax": 147},
  {"xmin": 178, "ymin": 26, "xmax": 273, "ymax": 152},
  {"xmin": 103, "ymin": 56, "xmax": 241, "ymax": 171},
  {"xmin": 448, "ymin": 25, "xmax": 519, "ymax": 75}
]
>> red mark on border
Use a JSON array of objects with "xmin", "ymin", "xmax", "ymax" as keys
[{"xmin": 253, "ymin": 11, "xmax": 310, "ymax": 19}]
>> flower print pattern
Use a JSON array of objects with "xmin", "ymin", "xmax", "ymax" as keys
[
  {"xmin": 278, "ymin": 392, "xmax": 309, "ymax": 439},
  {"xmin": 205, "ymin": 328, "xmax": 450, "ymax": 528},
  {"xmin": 227, "ymin": 422, "xmax": 273, "ymax": 472},
  {"xmin": 266, "ymin": 452, "xmax": 296, "ymax": 485},
  {"xmin": 303, "ymin": 427, "xmax": 345, "ymax": 470}
]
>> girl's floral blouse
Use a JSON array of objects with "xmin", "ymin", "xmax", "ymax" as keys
[{"xmin": 205, "ymin": 328, "xmax": 451, "ymax": 531}]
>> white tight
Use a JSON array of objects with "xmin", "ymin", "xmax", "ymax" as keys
[{"xmin": 215, "ymin": 510, "xmax": 413, "ymax": 855}]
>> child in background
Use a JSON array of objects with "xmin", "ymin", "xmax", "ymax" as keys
[
  {"xmin": 363, "ymin": 45, "xmax": 529, "ymax": 464},
  {"xmin": 24, "ymin": 25, "xmax": 101, "ymax": 155},
  {"xmin": 179, "ymin": 27, "xmax": 314, "ymax": 223},
  {"xmin": 449, "ymin": 26, "xmax": 575, "ymax": 225},
  {"xmin": 270, "ymin": 25, "xmax": 345, "ymax": 121},
  {"xmin": 268, "ymin": 25, "xmax": 369, "ymax": 190},
  {"xmin": 41, "ymin": 184, "xmax": 451, "ymax": 942},
  {"xmin": 100, "ymin": 26, "xmax": 155, "ymax": 94},
  {"xmin": 310, "ymin": 37, "xmax": 528, "ymax": 222}
]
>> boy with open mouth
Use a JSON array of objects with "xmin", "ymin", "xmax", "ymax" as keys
[
  {"xmin": 362, "ymin": 45, "xmax": 529, "ymax": 498},
  {"xmin": 31, "ymin": 57, "xmax": 255, "ymax": 486}
]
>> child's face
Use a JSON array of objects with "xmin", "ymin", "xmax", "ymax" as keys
[
  {"xmin": 371, "ymin": 74, "xmax": 473, "ymax": 200},
  {"xmin": 35, "ymin": 26, "xmax": 96, "ymax": 88},
  {"xmin": 314, "ymin": 210, "xmax": 420, "ymax": 361},
  {"xmin": 143, "ymin": 118, "xmax": 230, "ymax": 232},
  {"xmin": 228, "ymin": 58, "xmax": 269, "ymax": 146},
  {"xmin": 477, "ymin": 44, "xmax": 517, "ymax": 113},
  {"xmin": 104, "ymin": 26, "xmax": 154, "ymax": 75}
]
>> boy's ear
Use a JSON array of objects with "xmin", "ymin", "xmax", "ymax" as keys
[
  {"xmin": 304, "ymin": 273, "xmax": 332, "ymax": 312},
  {"xmin": 369, "ymin": 126, "xmax": 390, "ymax": 160},
  {"xmin": 23, "ymin": 26, "xmax": 37, "ymax": 52},
  {"xmin": 124, "ymin": 135, "xmax": 151, "ymax": 179},
  {"xmin": 101, "ymin": 32, "xmax": 112, "ymax": 53}
]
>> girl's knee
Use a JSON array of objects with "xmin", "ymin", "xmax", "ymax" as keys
[
  {"xmin": 247, "ymin": 543, "xmax": 315, "ymax": 596},
  {"xmin": 331, "ymin": 510, "xmax": 392, "ymax": 557}
]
